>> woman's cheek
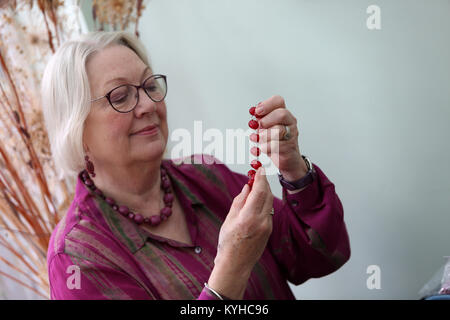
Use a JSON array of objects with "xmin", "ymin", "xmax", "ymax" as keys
[
  {"xmin": 159, "ymin": 104, "xmax": 169, "ymax": 138},
  {"xmin": 107, "ymin": 116, "xmax": 130, "ymax": 142}
]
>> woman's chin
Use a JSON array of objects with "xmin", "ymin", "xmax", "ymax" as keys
[{"xmin": 133, "ymin": 141, "xmax": 166, "ymax": 160}]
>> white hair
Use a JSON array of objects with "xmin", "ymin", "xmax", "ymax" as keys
[{"xmin": 40, "ymin": 31, "xmax": 152, "ymax": 180}]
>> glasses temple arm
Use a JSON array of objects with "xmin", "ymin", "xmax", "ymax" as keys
[{"xmin": 90, "ymin": 95, "xmax": 106, "ymax": 102}]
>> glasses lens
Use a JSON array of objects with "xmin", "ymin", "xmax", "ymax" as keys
[
  {"xmin": 143, "ymin": 75, "xmax": 167, "ymax": 102},
  {"xmin": 110, "ymin": 85, "xmax": 137, "ymax": 112}
]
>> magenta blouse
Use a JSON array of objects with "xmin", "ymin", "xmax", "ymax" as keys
[{"xmin": 47, "ymin": 154, "xmax": 351, "ymax": 299}]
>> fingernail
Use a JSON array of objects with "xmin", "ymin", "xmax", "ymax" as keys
[
  {"xmin": 256, "ymin": 105, "xmax": 264, "ymax": 115},
  {"xmin": 258, "ymin": 166, "xmax": 265, "ymax": 175}
]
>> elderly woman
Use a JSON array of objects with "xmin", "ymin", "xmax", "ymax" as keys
[{"xmin": 41, "ymin": 31, "xmax": 350, "ymax": 300}]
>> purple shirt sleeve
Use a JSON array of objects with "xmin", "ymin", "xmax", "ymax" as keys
[{"xmin": 272, "ymin": 163, "xmax": 351, "ymax": 284}]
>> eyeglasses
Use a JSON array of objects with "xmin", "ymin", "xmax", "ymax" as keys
[{"xmin": 90, "ymin": 74, "xmax": 167, "ymax": 113}]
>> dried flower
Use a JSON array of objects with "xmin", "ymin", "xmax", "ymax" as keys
[{"xmin": 92, "ymin": 0, "xmax": 148, "ymax": 36}]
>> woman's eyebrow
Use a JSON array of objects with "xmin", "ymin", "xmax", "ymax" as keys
[{"xmin": 103, "ymin": 66, "xmax": 151, "ymax": 88}]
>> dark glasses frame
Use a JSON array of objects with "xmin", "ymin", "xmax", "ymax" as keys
[{"xmin": 90, "ymin": 74, "xmax": 167, "ymax": 113}]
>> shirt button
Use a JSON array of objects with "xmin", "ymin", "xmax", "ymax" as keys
[
  {"xmin": 195, "ymin": 246, "xmax": 202, "ymax": 254},
  {"xmin": 290, "ymin": 200, "xmax": 299, "ymax": 207}
]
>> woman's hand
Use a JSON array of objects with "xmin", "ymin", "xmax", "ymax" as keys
[
  {"xmin": 251, "ymin": 95, "xmax": 309, "ymax": 183},
  {"xmin": 208, "ymin": 166, "xmax": 274, "ymax": 299}
]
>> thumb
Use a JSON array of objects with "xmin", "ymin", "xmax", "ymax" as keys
[{"xmin": 230, "ymin": 183, "xmax": 250, "ymax": 212}]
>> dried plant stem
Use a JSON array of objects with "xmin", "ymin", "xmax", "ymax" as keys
[
  {"xmin": 0, "ymin": 270, "xmax": 47, "ymax": 299},
  {"xmin": 0, "ymin": 145, "xmax": 51, "ymax": 238},
  {"xmin": 36, "ymin": 0, "xmax": 55, "ymax": 53},
  {"xmin": 0, "ymin": 50, "xmax": 28, "ymax": 130},
  {"xmin": 0, "ymin": 235, "xmax": 40, "ymax": 280},
  {"xmin": 0, "ymin": 255, "xmax": 42, "ymax": 288},
  {"xmin": 0, "ymin": 50, "xmax": 57, "ymax": 227}
]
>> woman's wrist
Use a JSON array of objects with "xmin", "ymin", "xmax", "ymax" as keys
[
  {"xmin": 279, "ymin": 156, "xmax": 309, "ymax": 182},
  {"xmin": 280, "ymin": 155, "xmax": 312, "ymax": 194},
  {"xmin": 203, "ymin": 282, "xmax": 231, "ymax": 300},
  {"xmin": 207, "ymin": 260, "xmax": 252, "ymax": 300}
]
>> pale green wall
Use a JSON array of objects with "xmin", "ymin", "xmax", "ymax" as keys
[{"xmin": 82, "ymin": 0, "xmax": 450, "ymax": 299}]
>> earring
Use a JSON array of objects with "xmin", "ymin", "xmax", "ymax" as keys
[{"xmin": 85, "ymin": 155, "xmax": 96, "ymax": 178}]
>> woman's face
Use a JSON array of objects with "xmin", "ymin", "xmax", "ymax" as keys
[{"xmin": 83, "ymin": 44, "xmax": 168, "ymax": 169}]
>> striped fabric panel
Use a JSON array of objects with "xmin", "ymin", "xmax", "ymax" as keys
[{"xmin": 69, "ymin": 255, "xmax": 133, "ymax": 300}]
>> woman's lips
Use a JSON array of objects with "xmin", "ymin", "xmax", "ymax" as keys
[{"xmin": 132, "ymin": 125, "xmax": 158, "ymax": 136}]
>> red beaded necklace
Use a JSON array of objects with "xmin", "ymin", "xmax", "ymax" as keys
[
  {"xmin": 80, "ymin": 166, "xmax": 174, "ymax": 227},
  {"xmin": 248, "ymin": 104, "xmax": 263, "ymax": 187}
]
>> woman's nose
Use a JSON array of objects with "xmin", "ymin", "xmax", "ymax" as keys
[{"xmin": 133, "ymin": 88, "xmax": 156, "ymax": 117}]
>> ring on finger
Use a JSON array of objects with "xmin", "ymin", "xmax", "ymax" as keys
[{"xmin": 282, "ymin": 125, "xmax": 291, "ymax": 141}]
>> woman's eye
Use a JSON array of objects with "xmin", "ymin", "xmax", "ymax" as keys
[
  {"xmin": 145, "ymin": 85, "xmax": 158, "ymax": 92},
  {"xmin": 111, "ymin": 95, "xmax": 127, "ymax": 103}
]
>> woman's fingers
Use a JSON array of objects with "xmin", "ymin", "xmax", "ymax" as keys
[
  {"xmin": 229, "ymin": 183, "xmax": 250, "ymax": 217},
  {"xmin": 242, "ymin": 167, "xmax": 272, "ymax": 215},
  {"xmin": 262, "ymin": 184, "xmax": 274, "ymax": 214},
  {"xmin": 255, "ymin": 168, "xmax": 274, "ymax": 219}
]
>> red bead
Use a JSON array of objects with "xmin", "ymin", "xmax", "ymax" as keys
[
  {"xmin": 250, "ymin": 133, "xmax": 259, "ymax": 143},
  {"xmin": 248, "ymin": 120, "xmax": 259, "ymax": 130},
  {"xmin": 81, "ymin": 171, "xmax": 89, "ymax": 180},
  {"xmin": 134, "ymin": 213, "xmax": 144, "ymax": 224},
  {"xmin": 150, "ymin": 215, "xmax": 161, "ymax": 226},
  {"xmin": 161, "ymin": 207, "xmax": 172, "ymax": 218},
  {"xmin": 247, "ymin": 169, "xmax": 256, "ymax": 178},
  {"xmin": 248, "ymin": 177, "xmax": 255, "ymax": 187},
  {"xmin": 118, "ymin": 205, "xmax": 129, "ymax": 216},
  {"xmin": 162, "ymin": 179, "xmax": 171, "ymax": 189},
  {"xmin": 95, "ymin": 188, "xmax": 104, "ymax": 197},
  {"xmin": 251, "ymin": 160, "xmax": 262, "ymax": 170},
  {"xmin": 86, "ymin": 160, "xmax": 94, "ymax": 175},
  {"xmin": 163, "ymin": 193, "xmax": 174, "ymax": 204},
  {"xmin": 251, "ymin": 147, "xmax": 261, "ymax": 156},
  {"xmin": 105, "ymin": 197, "xmax": 115, "ymax": 206},
  {"xmin": 249, "ymin": 106, "xmax": 256, "ymax": 116}
]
